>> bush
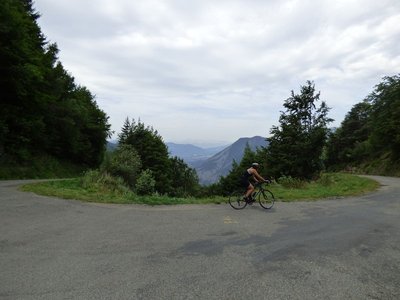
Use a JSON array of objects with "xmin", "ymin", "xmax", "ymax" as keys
[
  {"xmin": 278, "ymin": 175, "xmax": 307, "ymax": 189},
  {"xmin": 101, "ymin": 144, "xmax": 141, "ymax": 187},
  {"xmin": 81, "ymin": 170, "xmax": 131, "ymax": 194},
  {"xmin": 135, "ymin": 169, "xmax": 156, "ymax": 195}
]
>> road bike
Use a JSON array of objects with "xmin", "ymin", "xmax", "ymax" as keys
[{"xmin": 229, "ymin": 181, "xmax": 275, "ymax": 210}]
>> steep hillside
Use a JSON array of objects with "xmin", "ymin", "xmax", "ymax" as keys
[{"xmin": 195, "ymin": 136, "xmax": 268, "ymax": 185}]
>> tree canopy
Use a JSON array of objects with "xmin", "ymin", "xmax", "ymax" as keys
[
  {"xmin": 265, "ymin": 81, "xmax": 333, "ymax": 179},
  {"xmin": 325, "ymin": 74, "xmax": 400, "ymax": 170},
  {"xmin": 325, "ymin": 101, "xmax": 372, "ymax": 168},
  {"xmin": 118, "ymin": 117, "xmax": 199, "ymax": 196},
  {"xmin": 0, "ymin": 0, "xmax": 111, "ymax": 168},
  {"xmin": 368, "ymin": 75, "xmax": 400, "ymax": 160}
]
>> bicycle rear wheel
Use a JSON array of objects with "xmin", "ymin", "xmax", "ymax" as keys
[
  {"xmin": 257, "ymin": 189, "xmax": 275, "ymax": 209},
  {"xmin": 229, "ymin": 190, "xmax": 247, "ymax": 210}
]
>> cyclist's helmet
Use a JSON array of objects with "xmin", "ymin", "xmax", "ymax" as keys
[{"xmin": 251, "ymin": 162, "xmax": 259, "ymax": 168}]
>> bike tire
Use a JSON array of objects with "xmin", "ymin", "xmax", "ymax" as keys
[
  {"xmin": 257, "ymin": 189, "xmax": 275, "ymax": 209},
  {"xmin": 228, "ymin": 190, "xmax": 248, "ymax": 210}
]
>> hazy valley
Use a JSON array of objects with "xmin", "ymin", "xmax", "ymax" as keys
[{"xmin": 167, "ymin": 136, "xmax": 268, "ymax": 185}]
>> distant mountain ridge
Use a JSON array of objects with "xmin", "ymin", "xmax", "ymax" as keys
[
  {"xmin": 195, "ymin": 136, "xmax": 268, "ymax": 185},
  {"xmin": 166, "ymin": 143, "xmax": 226, "ymax": 165}
]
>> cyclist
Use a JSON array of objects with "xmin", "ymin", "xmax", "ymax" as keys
[{"xmin": 241, "ymin": 163, "xmax": 268, "ymax": 203}]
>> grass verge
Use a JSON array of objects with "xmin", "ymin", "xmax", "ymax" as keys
[
  {"xmin": 20, "ymin": 173, "xmax": 379, "ymax": 205},
  {"xmin": 20, "ymin": 178, "xmax": 226, "ymax": 205},
  {"xmin": 270, "ymin": 173, "xmax": 380, "ymax": 201}
]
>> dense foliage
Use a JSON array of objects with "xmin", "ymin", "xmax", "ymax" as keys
[
  {"xmin": 118, "ymin": 118, "xmax": 199, "ymax": 196},
  {"xmin": 368, "ymin": 75, "xmax": 400, "ymax": 161},
  {"xmin": 324, "ymin": 101, "xmax": 372, "ymax": 167},
  {"xmin": 325, "ymin": 74, "xmax": 400, "ymax": 173},
  {"xmin": 264, "ymin": 81, "xmax": 332, "ymax": 179},
  {"xmin": 0, "ymin": 0, "xmax": 110, "ymax": 173},
  {"xmin": 100, "ymin": 144, "xmax": 142, "ymax": 188}
]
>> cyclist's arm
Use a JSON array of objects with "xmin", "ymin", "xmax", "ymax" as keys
[{"xmin": 252, "ymin": 170, "xmax": 267, "ymax": 182}]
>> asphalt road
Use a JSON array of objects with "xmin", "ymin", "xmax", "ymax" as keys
[{"xmin": 1, "ymin": 176, "xmax": 399, "ymax": 300}]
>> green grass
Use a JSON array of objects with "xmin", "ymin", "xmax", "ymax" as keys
[
  {"xmin": 20, "ymin": 173, "xmax": 380, "ymax": 205},
  {"xmin": 268, "ymin": 173, "xmax": 380, "ymax": 202},
  {"xmin": 20, "ymin": 178, "xmax": 226, "ymax": 205}
]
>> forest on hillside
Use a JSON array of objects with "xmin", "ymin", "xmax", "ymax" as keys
[
  {"xmin": 1, "ymin": 1, "xmax": 399, "ymax": 196},
  {"xmin": 0, "ymin": 0, "xmax": 111, "ymax": 172},
  {"xmin": 325, "ymin": 74, "xmax": 400, "ymax": 175}
]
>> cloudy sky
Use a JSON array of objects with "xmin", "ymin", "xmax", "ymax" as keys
[{"xmin": 33, "ymin": 0, "xmax": 400, "ymax": 147}]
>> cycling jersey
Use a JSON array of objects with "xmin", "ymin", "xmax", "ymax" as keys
[{"xmin": 240, "ymin": 169, "xmax": 253, "ymax": 187}]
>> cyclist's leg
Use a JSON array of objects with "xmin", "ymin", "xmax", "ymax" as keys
[
  {"xmin": 240, "ymin": 179, "xmax": 249, "ymax": 199},
  {"xmin": 245, "ymin": 183, "xmax": 254, "ymax": 201}
]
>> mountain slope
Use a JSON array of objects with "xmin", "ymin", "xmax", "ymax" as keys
[
  {"xmin": 166, "ymin": 143, "xmax": 226, "ymax": 165},
  {"xmin": 195, "ymin": 136, "xmax": 268, "ymax": 185}
]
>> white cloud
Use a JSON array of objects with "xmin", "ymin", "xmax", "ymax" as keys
[{"xmin": 34, "ymin": 0, "xmax": 400, "ymax": 145}]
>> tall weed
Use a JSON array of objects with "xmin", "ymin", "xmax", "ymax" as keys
[{"xmin": 81, "ymin": 170, "xmax": 131, "ymax": 194}]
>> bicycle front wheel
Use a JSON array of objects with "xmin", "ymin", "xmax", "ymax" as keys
[
  {"xmin": 257, "ymin": 189, "xmax": 275, "ymax": 209},
  {"xmin": 229, "ymin": 190, "xmax": 247, "ymax": 210}
]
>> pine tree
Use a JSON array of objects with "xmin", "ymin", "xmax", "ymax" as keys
[
  {"xmin": 118, "ymin": 118, "xmax": 173, "ymax": 194},
  {"xmin": 265, "ymin": 81, "xmax": 333, "ymax": 179},
  {"xmin": 0, "ymin": 0, "xmax": 48, "ymax": 159},
  {"xmin": 169, "ymin": 156, "xmax": 199, "ymax": 197},
  {"xmin": 118, "ymin": 117, "xmax": 132, "ymax": 145},
  {"xmin": 0, "ymin": 0, "xmax": 111, "ymax": 168}
]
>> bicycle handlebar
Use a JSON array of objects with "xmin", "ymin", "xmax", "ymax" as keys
[{"xmin": 254, "ymin": 180, "xmax": 272, "ymax": 187}]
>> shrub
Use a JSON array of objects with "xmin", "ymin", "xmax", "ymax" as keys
[
  {"xmin": 135, "ymin": 169, "xmax": 156, "ymax": 195},
  {"xmin": 101, "ymin": 144, "xmax": 141, "ymax": 188},
  {"xmin": 81, "ymin": 170, "xmax": 131, "ymax": 194}
]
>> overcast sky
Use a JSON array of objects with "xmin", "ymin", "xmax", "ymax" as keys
[{"xmin": 33, "ymin": 0, "xmax": 400, "ymax": 147}]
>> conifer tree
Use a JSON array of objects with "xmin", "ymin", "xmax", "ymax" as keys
[
  {"xmin": 118, "ymin": 118, "xmax": 173, "ymax": 194},
  {"xmin": 0, "ymin": 0, "xmax": 110, "ymax": 169},
  {"xmin": 265, "ymin": 81, "xmax": 332, "ymax": 179},
  {"xmin": 169, "ymin": 156, "xmax": 199, "ymax": 197}
]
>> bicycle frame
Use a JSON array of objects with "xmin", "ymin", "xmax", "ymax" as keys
[{"xmin": 229, "ymin": 182, "xmax": 275, "ymax": 210}]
